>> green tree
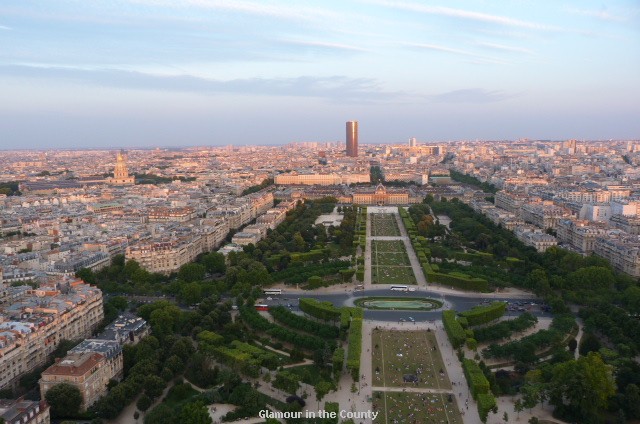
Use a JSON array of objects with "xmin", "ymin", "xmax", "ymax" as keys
[
  {"xmin": 293, "ymin": 232, "xmax": 306, "ymax": 251},
  {"xmin": 179, "ymin": 401, "xmax": 212, "ymax": 424},
  {"xmin": 502, "ymin": 412, "xmax": 509, "ymax": 423},
  {"xmin": 548, "ymin": 352, "xmax": 615, "ymax": 423},
  {"xmin": 202, "ymin": 252, "xmax": 226, "ymax": 274},
  {"xmin": 314, "ymin": 381, "xmax": 334, "ymax": 407},
  {"xmin": 136, "ymin": 394, "xmax": 152, "ymax": 412},
  {"xmin": 180, "ymin": 282, "xmax": 202, "ymax": 305},
  {"xmin": 144, "ymin": 375, "xmax": 166, "ymax": 399},
  {"xmin": 625, "ymin": 383, "xmax": 640, "ymax": 419},
  {"xmin": 45, "ymin": 383, "xmax": 83, "ymax": 418},
  {"xmin": 75, "ymin": 268, "xmax": 96, "ymax": 285},
  {"xmin": 579, "ymin": 332, "xmax": 601, "ymax": 356},
  {"xmin": 178, "ymin": 263, "xmax": 206, "ymax": 282},
  {"xmin": 144, "ymin": 404, "xmax": 176, "ymax": 424},
  {"xmin": 131, "ymin": 268, "xmax": 152, "ymax": 285},
  {"xmin": 124, "ymin": 260, "xmax": 142, "ymax": 278},
  {"xmin": 514, "ymin": 399, "xmax": 523, "ymax": 418}
]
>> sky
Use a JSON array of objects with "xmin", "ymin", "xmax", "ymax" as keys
[{"xmin": 1, "ymin": 0, "xmax": 639, "ymax": 149}]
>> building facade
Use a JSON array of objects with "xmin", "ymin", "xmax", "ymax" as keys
[
  {"xmin": 0, "ymin": 279, "xmax": 104, "ymax": 390},
  {"xmin": 0, "ymin": 399, "xmax": 50, "ymax": 424}
]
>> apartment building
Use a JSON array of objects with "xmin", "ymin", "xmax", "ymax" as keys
[
  {"xmin": 147, "ymin": 206, "xmax": 196, "ymax": 222},
  {"xmin": 556, "ymin": 219, "xmax": 609, "ymax": 254},
  {"xmin": 594, "ymin": 234, "xmax": 640, "ymax": 278},
  {"xmin": 97, "ymin": 313, "xmax": 149, "ymax": 345},
  {"xmin": 521, "ymin": 203, "xmax": 573, "ymax": 230},
  {"xmin": 0, "ymin": 279, "xmax": 103, "ymax": 390},
  {"xmin": 610, "ymin": 214, "xmax": 640, "ymax": 235},
  {"xmin": 494, "ymin": 191, "xmax": 529, "ymax": 215},
  {"xmin": 513, "ymin": 226, "xmax": 558, "ymax": 252},
  {"xmin": 40, "ymin": 353, "xmax": 111, "ymax": 411},
  {"xmin": 0, "ymin": 399, "xmax": 50, "ymax": 424},
  {"xmin": 274, "ymin": 172, "xmax": 370, "ymax": 185},
  {"xmin": 125, "ymin": 235, "xmax": 204, "ymax": 275}
]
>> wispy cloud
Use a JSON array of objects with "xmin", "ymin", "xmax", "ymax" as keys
[
  {"xmin": 278, "ymin": 39, "xmax": 369, "ymax": 53},
  {"xmin": 0, "ymin": 24, "xmax": 11, "ymax": 30},
  {"xmin": 567, "ymin": 7, "xmax": 626, "ymax": 22},
  {"xmin": 0, "ymin": 64, "xmax": 400, "ymax": 102},
  {"xmin": 405, "ymin": 43, "xmax": 510, "ymax": 65},
  {"xmin": 429, "ymin": 88, "xmax": 517, "ymax": 103},
  {"xmin": 130, "ymin": 0, "xmax": 340, "ymax": 23},
  {"xmin": 474, "ymin": 41, "xmax": 533, "ymax": 55},
  {"xmin": 364, "ymin": 0, "xmax": 556, "ymax": 30}
]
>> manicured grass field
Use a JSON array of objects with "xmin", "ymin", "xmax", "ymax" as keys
[
  {"xmin": 371, "ymin": 240, "xmax": 417, "ymax": 285},
  {"xmin": 372, "ymin": 391, "xmax": 463, "ymax": 424},
  {"xmin": 371, "ymin": 329, "xmax": 451, "ymax": 389},
  {"xmin": 370, "ymin": 212, "xmax": 401, "ymax": 237}
]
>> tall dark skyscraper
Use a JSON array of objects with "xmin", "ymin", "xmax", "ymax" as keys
[{"xmin": 346, "ymin": 121, "xmax": 358, "ymax": 157}]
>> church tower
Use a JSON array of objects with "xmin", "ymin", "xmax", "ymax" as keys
[{"xmin": 109, "ymin": 149, "xmax": 135, "ymax": 185}]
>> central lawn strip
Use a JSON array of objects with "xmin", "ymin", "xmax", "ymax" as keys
[
  {"xmin": 370, "ymin": 212, "xmax": 401, "ymax": 237},
  {"xmin": 375, "ymin": 252, "xmax": 410, "ymax": 266},
  {"xmin": 372, "ymin": 329, "xmax": 451, "ymax": 389},
  {"xmin": 372, "ymin": 391, "xmax": 463, "ymax": 424},
  {"xmin": 371, "ymin": 240, "xmax": 417, "ymax": 285}
]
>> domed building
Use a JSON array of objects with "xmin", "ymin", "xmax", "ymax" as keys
[{"xmin": 108, "ymin": 150, "xmax": 135, "ymax": 185}]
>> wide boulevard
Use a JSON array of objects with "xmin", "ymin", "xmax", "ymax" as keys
[{"xmin": 265, "ymin": 287, "xmax": 549, "ymax": 322}]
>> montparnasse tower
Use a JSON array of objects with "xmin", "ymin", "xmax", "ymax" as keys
[{"xmin": 109, "ymin": 149, "xmax": 135, "ymax": 185}]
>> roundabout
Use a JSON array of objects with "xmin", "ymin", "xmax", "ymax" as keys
[{"xmin": 354, "ymin": 296, "xmax": 443, "ymax": 311}]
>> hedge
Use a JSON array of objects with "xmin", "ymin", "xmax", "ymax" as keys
[
  {"xmin": 346, "ymin": 318, "xmax": 362, "ymax": 380},
  {"xmin": 324, "ymin": 402, "xmax": 340, "ymax": 424},
  {"xmin": 474, "ymin": 312, "xmax": 537, "ymax": 343},
  {"xmin": 212, "ymin": 346, "xmax": 261, "ymax": 377},
  {"xmin": 299, "ymin": 298, "xmax": 341, "ymax": 322},
  {"xmin": 273, "ymin": 370, "xmax": 301, "ymax": 394},
  {"xmin": 428, "ymin": 272, "xmax": 490, "ymax": 292},
  {"xmin": 290, "ymin": 249, "xmax": 325, "ymax": 263},
  {"xmin": 482, "ymin": 314, "xmax": 576, "ymax": 361},
  {"xmin": 269, "ymin": 306, "xmax": 339, "ymax": 339},
  {"xmin": 462, "ymin": 358, "xmax": 490, "ymax": 399},
  {"xmin": 477, "ymin": 393, "xmax": 497, "ymax": 423},
  {"xmin": 442, "ymin": 310, "xmax": 467, "ymax": 349},
  {"xmin": 340, "ymin": 309, "xmax": 351, "ymax": 331},
  {"xmin": 459, "ymin": 302, "xmax": 507, "ymax": 326},
  {"xmin": 332, "ymin": 348, "xmax": 344, "ymax": 374},
  {"xmin": 240, "ymin": 305, "xmax": 334, "ymax": 351}
]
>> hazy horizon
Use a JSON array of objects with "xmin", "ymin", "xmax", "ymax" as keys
[{"xmin": 1, "ymin": 1, "xmax": 639, "ymax": 149}]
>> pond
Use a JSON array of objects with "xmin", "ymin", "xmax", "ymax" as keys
[{"xmin": 355, "ymin": 297, "xmax": 443, "ymax": 311}]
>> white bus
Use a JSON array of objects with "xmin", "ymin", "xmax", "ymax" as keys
[
  {"xmin": 263, "ymin": 289, "xmax": 282, "ymax": 295},
  {"xmin": 390, "ymin": 285, "xmax": 408, "ymax": 292}
]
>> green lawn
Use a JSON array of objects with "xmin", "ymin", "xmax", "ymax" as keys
[
  {"xmin": 371, "ymin": 240, "xmax": 416, "ymax": 285},
  {"xmin": 372, "ymin": 266, "xmax": 416, "ymax": 285},
  {"xmin": 370, "ymin": 212, "xmax": 401, "ymax": 237},
  {"xmin": 371, "ymin": 329, "xmax": 451, "ymax": 389},
  {"xmin": 372, "ymin": 391, "xmax": 463, "ymax": 424},
  {"xmin": 375, "ymin": 251, "xmax": 410, "ymax": 266}
]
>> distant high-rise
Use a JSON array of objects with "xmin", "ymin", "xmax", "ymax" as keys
[
  {"xmin": 409, "ymin": 137, "xmax": 417, "ymax": 148},
  {"xmin": 346, "ymin": 121, "xmax": 358, "ymax": 157}
]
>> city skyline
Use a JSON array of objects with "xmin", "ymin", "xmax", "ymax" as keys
[{"xmin": 1, "ymin": 0, "xmax": 639, "ymax": 149}]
